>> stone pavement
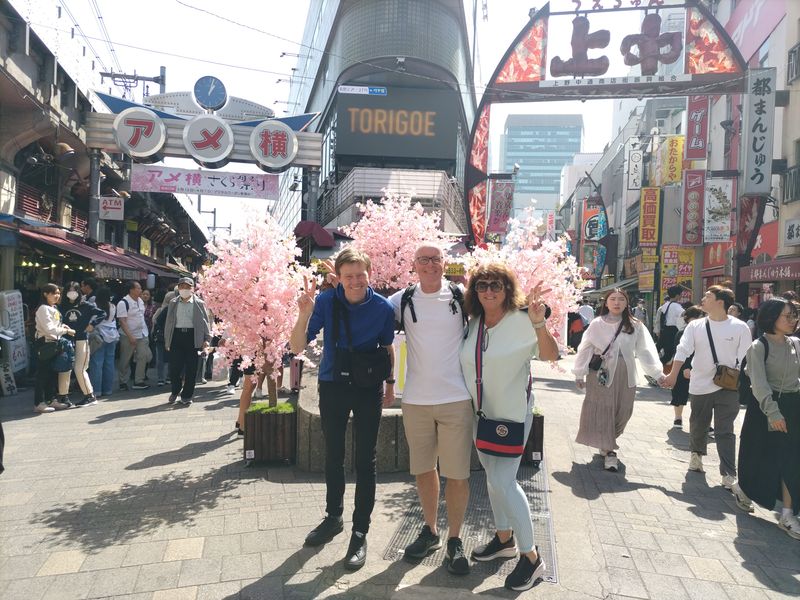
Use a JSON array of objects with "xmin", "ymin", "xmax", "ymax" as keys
[{"xmin": 0, "ymin": 357, "xmax": 798, "ymax": 600}]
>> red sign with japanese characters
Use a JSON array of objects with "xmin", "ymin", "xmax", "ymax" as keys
[
  {"xmin": 685, "ymin": 96, "xmax": 709, "ymax": 160},
  {"xmin": 682, "ymin": 170, "xmax": 705, "ymax": 246}
]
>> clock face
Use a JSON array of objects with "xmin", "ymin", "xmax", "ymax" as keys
[{"xmin": 193, "ymin": 76, "xmax": 227, "ymax": 111}]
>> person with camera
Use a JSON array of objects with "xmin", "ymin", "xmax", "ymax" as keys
[
  {"xmin": 573, "ymin": 289, "xmax": 664, "ymax": 471},
  {"xmin": 289, "ymin": 248, "xmax": 395, "ymax": 571},
  {"xmin": 662, "ymin": 286, "xmax": 752, "ymax": 483}
]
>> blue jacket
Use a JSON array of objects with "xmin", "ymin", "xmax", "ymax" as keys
[
  {"xmin": 307, "ymin": 285, "xmax": 395, "ymax": 382},
  {"xmin": 60, "ymin": 301, "xmax": 107, "ymax": 342}
]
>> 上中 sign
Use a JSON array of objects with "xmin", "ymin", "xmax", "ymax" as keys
[
  {"xmin": 741, "ymin": 67, "xmax": 776, "ymax": 196},
  {"xmin": 131, "ymin": 164, "xmax": 279, "ymax": 200},
  {"xmin": 685, "ymin": 96, "xmax": 709, "ymax": 160},
  {"xmin": 112, "ymin": 107, "xmax": 167, "ymax": 158},
  {"xmin": 639, "ymin": 188, "xmax": 660, "ymax": 247},
  {"xmin": 682, "ymin": 170, "xmax": 705, "ymax": 246},
  {"xmin": 99, "ymin": 196, "xmax": 124, "ymax": 221},
  {"xmin": 249, "ymin": 120, "xmax": 299, "ymax": 172},
  {"xmin": 704, "ymin": 178, "xmax": 733, "ymax": 242}
]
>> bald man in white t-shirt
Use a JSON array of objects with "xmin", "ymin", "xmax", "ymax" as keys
[{"xmin": 389, "ymin": 245, "xmax": 472, "ymax": 576}]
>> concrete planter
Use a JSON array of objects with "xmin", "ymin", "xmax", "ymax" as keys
[{"xmin": 243, "ymin": 410, "xmax": 296, "ymax": 464}]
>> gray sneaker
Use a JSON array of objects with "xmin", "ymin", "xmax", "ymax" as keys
[{"xmin": 176, "ymin": 397, "xmax": 192, "ymax": 406}]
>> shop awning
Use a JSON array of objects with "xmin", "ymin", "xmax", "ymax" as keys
[
  {"xmin": 18, "ymin": 229, "xmax": 119, "ymax": 267},
  {"xmin": 585, "ymin": 277, "xmax": 638, "ymax": 296},
  {"xmin": 294, "ymin": 220, "xmax": 335, "ymax": 248}
]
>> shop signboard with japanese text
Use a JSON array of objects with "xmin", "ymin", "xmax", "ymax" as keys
[
  {"xmin": 131, "ymin": 164, "xmax": 278, "ymax": 200},
  {"xmin": 660, "ymin": 245, "xmax": 695, "ymax": 304},
  {"xmin": 703, "ymin": 178, "xmax": 733, "ymax": 242},
  {"xmin": 486, "ymin": 181, "xmax": 514, "ymax": 235},
  {"xmin": 627, "ymin": 148, "xmax": 643, "ymax": 190},
  {"xmin": 681, "ymin": 170, "xmax": 705, "ymax": 245},
  {"xmin": 99, "ymin": 196, "xmax": 124, "ymax": 221},
  {"xmin": 784, "ymin": 218, "xmax": 800, "ymax": 247},
  {"xmin": 741, "ymin": 68, "xmax": 776, "ymax": 196},
  {"xmin": 638, "ymin": 188, "xmax": 660, "ymax": 247},
  {"xmin": 660, "ymin": 136, "xmax": 684, "ymax": 185},
  {"xmin": 583, "ymin": 195, "xmax": 608, "ymax": 242},
  {"xmin": 685, "ymin": 96, "xmax": 709, "ymax": 160},
  {"xmin": 0, "ymin": 290, "xmax": 28, "ymax": 372}
]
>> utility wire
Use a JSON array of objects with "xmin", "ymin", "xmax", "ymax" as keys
[
  {"xmin": 88, "ymin": 0, "xmax": 123, "ymax": 73},
  {"xmin": 59, "ymin": 0, "xmax": 109, "ymax": 72}
]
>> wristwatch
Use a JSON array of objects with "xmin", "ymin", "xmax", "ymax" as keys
[{"xmin": 385, "ymin": 378, "xmax": 396, "ymax": 384}]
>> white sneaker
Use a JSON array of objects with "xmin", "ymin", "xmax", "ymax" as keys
[
  {"xmin": 604, "ymin": 452, "xmax": 619, "ymax": 472},
  {"xmin": 731, "ymin": 483, "xmax": 754, "ymax": 513},
  {"xmin": 688, "ymin": 452, "xmax": 704, "ymax": 472},
  {"xmin": 778, "ymin": 513, "xmax": 800, "ymax": 540},
  {"xmin": 253, "ymin": 388, "xmax": 264, "ymax": 399},
  {"xmin": 34, "ymin": 402, "xmax": 55, "ymax": 413},
  {"xmin": 721, "ymin": 475, "xmax": 735, "ymax": 490},
  {"xmin": 226, "ymin": 384, "xmax": 236, "ymax": 395}
]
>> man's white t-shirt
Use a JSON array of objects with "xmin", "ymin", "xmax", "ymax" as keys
[
  {"xmin": 657, "ymin": 300, "xmax": 686, "ymax": 331},
  {"xmin": 389, "ymin": 282, "xmax": 470, "ymax": 405},
  {"xmin": 673, "ymin": 316, "xmax": 752, "ymax": 395},
  {"xmin": 117, "ymin": 295, "xmax": 148, "ymax": 339}
]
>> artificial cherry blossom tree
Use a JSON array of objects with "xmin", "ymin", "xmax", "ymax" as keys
[
  {"xmin": 197, "ymin": 214, "xmax": 312, "ymax": 406},
  {"xmin": 340, "ymin": 193, "xmax": 451, "ymax": 293},
  {"xmin": 463, "ymin": 204, "xmax": 586, "ymax": 347}
]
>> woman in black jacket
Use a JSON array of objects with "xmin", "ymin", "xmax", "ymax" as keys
[
  {"xmin": 58, "ymin": 282, "xmax": 106, "ymax": 407},
  {"xmin": 670, "ymin": 306, "xmax": 704, "ymax": 428}
]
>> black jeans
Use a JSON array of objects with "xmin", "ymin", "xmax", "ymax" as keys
[
  {"xmin": 169, "ymin": 329, "xmax": 199, "ymax": 399},
  {"xmin": 318, "ymin": 380, "xmax": 383, "ymax": 534},
  {"xmin": 33, "ymin": 341, "xmax": 57, "ymax": 406}
]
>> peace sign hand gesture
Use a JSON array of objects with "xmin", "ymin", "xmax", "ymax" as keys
[
  {"xmin": 527, "ymin": 282, "xmax": 551, "ymax": 325},
  {"xmin": 298, "ymin": 276, "xmax": 318, "ymax": 318}
]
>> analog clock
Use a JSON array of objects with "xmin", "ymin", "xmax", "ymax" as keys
[{"xmin": 193, "ymin": 76, "xmax": 227, "ymax": 111}]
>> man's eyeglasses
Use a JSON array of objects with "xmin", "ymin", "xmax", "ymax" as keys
[
  {"xmin": 475, "ymin": 280, "xmax": 505, "ymax": 293},
  {"xmin": 415, "ymin": 256, "xmax": 443, "ymax": 265}
]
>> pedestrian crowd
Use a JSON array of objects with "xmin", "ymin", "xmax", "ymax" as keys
[
  {"xmin": 32, "ymin": 276, "xmax": 214, "ymax": 413},
  {"xmin": 24, "ymin": 245, "xmax": 800, "ymax": 593}
]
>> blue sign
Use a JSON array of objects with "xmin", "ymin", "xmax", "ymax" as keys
[{"xmin": 368, "ymin": 87, "xmax": 388, "ymax": 96}]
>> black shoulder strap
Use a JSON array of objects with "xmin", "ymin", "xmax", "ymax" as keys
[
  {"xmin": 448, "ymin": 282, "xmax": 468, "ymax": 327},
  {"xmin": 601, "ymin": 321, "xmax": 625, "ymax": 356},
  {"xmin": 705, "ymin": 318, "xmax": 728, "ymax": 366},
  {"xmin": 399, "ymin": 284, "xmax": 417, "ymax": 331},
  {"xmin": 759, "ymin": 335, "xmax": 769, "ymax": 363},
  {"xmin": 332, "ymin": 298, "xmax": 353, "ymax": 350}
]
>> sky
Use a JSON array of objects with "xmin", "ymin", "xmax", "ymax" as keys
[{"xmin": 36, "ymin": 0, "xmax": 644, "ymax": 235}]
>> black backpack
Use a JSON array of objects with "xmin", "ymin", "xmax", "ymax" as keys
[
  {"xmin": 396, "ymin": 282, "xmax": 468, "ymax": 333},
  {"xmin": 738, "ymin": 335, "xmax": 768, "ymax": 406},
  {"xmin": 659, "ymin": 301, "xmax": 674, "ymax": 332}
]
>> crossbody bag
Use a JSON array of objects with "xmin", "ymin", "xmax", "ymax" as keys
[
  {"xmin": 588, "ymin": 321, "xmax": 624, "ymax": 371},
  {"xmin": 705, "ymin": 318, "xmax": 740, "ymax": 391},
  {"xmin": 472, "ymin": 315, "xmax": 528, "ymax": 458},
  {"xmin": 331, "ymin": 298, "xmax": 391, "ymax": 388}
]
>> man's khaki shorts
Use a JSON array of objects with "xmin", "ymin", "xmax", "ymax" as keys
[{"xmin": 401, "ymin": 399, "xmax": 473, "ymax": 480}]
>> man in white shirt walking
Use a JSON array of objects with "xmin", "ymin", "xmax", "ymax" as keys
[
  {"xmin": 663, "ymin": 286, "xmax": 752, "ymax": 487},
  {"xmin": 117, "ymin": 281, "xmax": 152, "ymax": 390},
  {"xmin": 654, "ymin": 286, "xmax": 686, "ymax": 364},
  {"xmin": 388, "ymin": 245, "xmax": 472, "ymax": 576}
]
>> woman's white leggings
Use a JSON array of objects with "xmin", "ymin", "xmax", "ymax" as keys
[{"xmin": 58, "ymin": 339, "xmax": 94, "ymax": 396}]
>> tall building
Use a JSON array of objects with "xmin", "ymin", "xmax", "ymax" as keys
[
  {"xmin": 500, "ymin": 114, "xmax": 583, "ymax": 215},
  {"xmin": 271, "ymin": 0, "xmax": 476, "ymax": 248}
]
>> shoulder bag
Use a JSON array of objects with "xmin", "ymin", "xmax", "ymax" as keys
[
  {"xmin": 706, "ymin": 319, "xmax": 740, "ymax": 391},
  {"xmin": 588, "ymin": 321, "xmax": 624, "ymax": 371},
  {"xmin": 331, "ymin": 298, "xmax": 391, "ymax": 388},
  {"xmin": 473, "ymin": 315, "xmax": 526, "ymax": 458}
]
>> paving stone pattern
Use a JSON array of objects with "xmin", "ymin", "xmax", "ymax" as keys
[{"xmin": 0, "ymin": 357, "xmax": 798, "ymax": 599}]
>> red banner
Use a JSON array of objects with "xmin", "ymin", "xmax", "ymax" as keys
[
  {"xmin": 685, "ymin": 96, "xmax": 709, "ymax": 160},
  {"xmin": 486, "ymin": 180, "xmax": 514, "ymax": 234},
  {"xmin": 682, "ymin": 170, "xmax": 705, "ymax": 245}
]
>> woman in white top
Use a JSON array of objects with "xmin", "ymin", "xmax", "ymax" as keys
[
  {"xmin": 33, "ymin": 283, "xmax": 75, "ymax": 413},
  {"xmin": 573, "ymin": 288, "xmax": 664, "ymax": 471},
  {"xmin": 458, "ymin": 262, "xmax": 558, "ymax": 592}
]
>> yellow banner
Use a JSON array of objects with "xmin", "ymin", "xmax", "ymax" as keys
[
  {"xmin": 660, "ymin": 245, "xmax": 695, "ymax": 303},
  {"xmin": 638, "ymin": 270, "xmax": 655, "ymax": 290},
  {"xmin": 660, "ymin": 135, "xmax": 685, "ymax": 185},
  {"xmin": 639, "ymin": 188, "xmax": 660, "ymax": 247}
]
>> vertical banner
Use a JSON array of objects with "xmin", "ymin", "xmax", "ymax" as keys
[
  {"xmin": 660, "ymin": 245, "xmax": 695, "ymax": 303},
  {"xmin": 627, "ymin": 147, "xmax": 643, "ymax": 190},
  {"xmin": 583, "ymin": 194, "xmax": 608, "ymax": 241},
  {"xmin": 660, "ymin": 135, "xmax": 685, "ymax": 185},
  {"xmin": 639, "ymin": 188, "xmax": 660, "ymax": 247},
  {"xmin": 685, "ymin": 96, "xmax": 710, "ymax": 160},
  {"xmin": 546, "ymin": 211, "xmax": 556, "ymax": 240},
  {"xmin": 704, "ymin": 178, "xmax": 733, "ymax": 242},
  {"xmin": 741, "ymin": 67, "xmax": 776, "ymax": 196},
  {"xmin": 486, "ymin": 180, "xmax": 515, "ymax": 234},
  {"xmin": 682, "ymin": 170, "xmax": 705, "ymax": 246}
]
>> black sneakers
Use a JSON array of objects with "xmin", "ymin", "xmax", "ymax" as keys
[
  {"xmin": 304, "ymin": 515, "xmax": 344, "ymax": 547},
  {"xmin": 471, "ymin": 533, "xmax": 517, "ymax": 561},
  {"xmin": 404, "ymin": 525, "xmax": 441, "ymax": 560},
  {"xmin": 343, "ymin": 532, "xmax": 367, "ymax": 570},
  {"xmin": 505, "ymin": 547, "xmax": 546, "ymax": 591},
  {"xmin": 445, "ymin": 537, "xmax": 470, "ymax": 575}
]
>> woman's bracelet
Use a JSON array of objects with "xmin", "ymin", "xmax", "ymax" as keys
[{"xmin": 532, "ymin": 320, "xmax": 547, "ymax": 329}]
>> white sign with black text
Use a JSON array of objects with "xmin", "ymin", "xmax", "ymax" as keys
[{"xmin": 741, "ymin": 67, "xmax": 776, "ymax": 196}]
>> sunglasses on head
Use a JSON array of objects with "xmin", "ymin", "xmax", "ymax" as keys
[{"xmin": 475, "ymin": 280, "xmax": 505, "ymax": 293}]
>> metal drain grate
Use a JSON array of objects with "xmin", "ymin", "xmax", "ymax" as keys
[{"xmin": 382, "ymin": 462, "xmax": 558, "ymax": 583}]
